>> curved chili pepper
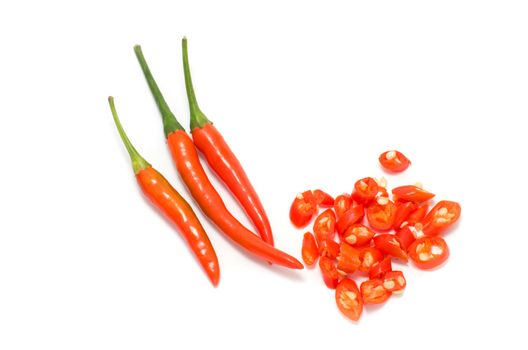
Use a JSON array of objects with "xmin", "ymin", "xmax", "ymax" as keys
[
  {"xmin": 108, "ymin": 97, "xmax": 220, "ymax": 286},
  {"xmin": 134, "ymin": 46, "xmax": 303, "ymax": 269},
  {"xmin": 180, "ymin": 37, "xmax": 274, "ymax": 246}
]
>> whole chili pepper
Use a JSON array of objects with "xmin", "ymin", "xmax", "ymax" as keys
[
  {"xmin": 180, "ymin": 37, "xmax": 274, "ymax": 246},
  {"xmin": 107, "ymin": 96, "xmax": 220, "ymax": 286},
  {"xmin": 134, "ymin": 46, "xmax": 303, "ymax": 269}
]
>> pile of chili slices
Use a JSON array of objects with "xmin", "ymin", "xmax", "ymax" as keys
[{"xmin": 289, "ymin": 150, "xmax": 461, "ymax": 321}]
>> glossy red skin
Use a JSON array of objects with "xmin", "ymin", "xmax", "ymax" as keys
[
  {"xmin": 361, "ymin": 279, "xmax": 392, "ymax": 304},
  {"xmin": 318, "ymin": 239, "xmax": 340, "ymax": 259},
  {"xmin": 408, "ymin": 236, "xmax": 450, "ymax": 270},
  {"xmin": 337, "ymin": 242, "xmax": 361, "ymax": 274},
  {"xmin": 421, "ymin": 200, "xmax": 461, "ymax": 236},
  {"xmin": 393, "ymin": 202, "xmax": 417, "ymax": 230},
  {"xmin": 336, "ymin": 204, "xmax": 365, "ymax": 235},
  {"xmin": 359, "ymin": 247, "xmax": 384, "ymax": 273},
  {"xmin": 379, "ymin": 150, "xmax": 411, "ymax": 172},
  {"xmin": 406, "ymin": 204, "xmax": 429, "ymax": 225},
  {"xmin": 395, "ymin": 225, "xmax": 417, "ymax": 251},
  {"xmin": 334, "ymin": 194, "xmax": 352, "ymax": 219},
  {"xmin": 373, "ymin": 234, "xmax": 408, "ymax": 262},
  {"xmin": 320, "ymin": 256, "xmax": 339, "ymax": 289},
  {"xmin": 343, "ymin": 224, "xmax": 375, "ymax": 247},
  {"xmin": 335, "ymin": 278, "xmax": 363, "ymax": 321},
  {"xmin": 192, "ymin": 124, "xmax": 274, "ymax": 246},
  {"xmin": 352, "ymin": 177, "xmax": 378, "ymax": 204},
  {"xmin": 313, "ymin": 209, "xmax": 336, "ymax": 243},
  {"xmin": 369, "ymin": 256, "xmax": 392, "ymax": 279},
  {"xmin": 383, "ymin": 271, "xmax": 406, "ymax": 292},
  {"xmin": 392, "ymin": 185, "xmax": 435, "ymax": 203},
  {"xmin": 289, "ymin": 190, "xmax": 317, "ymax": 228},
  {"xmin": 302, "ymin": 232, "xmax": 319, "ymax": 266},
  {"xmin": 314, "ymin": 189, "xmax": 334, "ymax": 207},
  {"xmin": 137, "ymin": 166, "xmax": 220, "ymax": 286},
  {"xmin": 366, "ymin": 201, "xmax": 396, "ymax": 231},
  {"xmin": 168, "ymin": 130, "xmax": 303, "ymax": 269}
]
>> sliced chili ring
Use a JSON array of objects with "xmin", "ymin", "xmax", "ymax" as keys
[
  {"xmin": 301, "ymin": 232, "xmax": 318, "ymax": 266},
  {"xmin": 319, "ymin": 256, "xmax": 339, "ymax": 289},
  {"xmin": 334, "ymin": 194, "xmax": 352, "ymax": 219},
  {"xmin": 369, "ymin": 256, "xmax": 392, "ymax": 279},
  {"xmin": 336, "ymin": 204, "xmax": 365, "ymax": 235},
  {"xmin": 359, "ymin": 247, "xmax": 384, "ymax": 273},
  {"xmin": 366, "ymin": 201, "xmax": 396, "ymax": 231},
  {"xmin": 408, "ymin": 236, "xmax": 449, "ymax": 270},
  {"xmin": 379, "ymin": 150, "xmax": 411, "ymax": 173},
  {"xmin": 421, "ymin": 200, "xmax": 461, "ymax": 236},
  {"xmin": 314, "ymin": 189, "xmax": 334, "ymax": 207},
  {"xmin": 336, "ymin": 242, "xmax": 361, "ymax": 274},
  {"xmin": 361, "ymin": 279, "xmax": 392, "ymax": 304},
  {"xmin": 313, "ymin": 208, "xmax": 336, "ymax": 243},
  {"xmin": 335, "ymin": 278, "xmax": 363, "ymax": 321},
  {"xmin": 393, "ymin": 201, "xmax": 417, "ymax": 230},
  {"xmin": 342, "ymin": 224, "xmax": 375, "ymax": 247},
  {"xmin": 318, "ymin": 238, "xmax": 340, "ymax": 259},
  {"xmin": 352, "ymin": 177, "xmax": 378, "ymax": 204},
  {"xmin": 373, "ymin": 234, "xmax": 408, "ymax": 262},
  {"xmin": 392, "ymin": 185, "xmax": 435, "ymax": 203},
  {"xmin": 290, "ymin": 190, "xmax": 317, "ymax": 228},
  {"xmin": 395, "ymin": 225, "xmax": 417, "ymax": 251},
  {"xmin": 382, "ymin": 271, "xmax": 406, "ymax": 292}
]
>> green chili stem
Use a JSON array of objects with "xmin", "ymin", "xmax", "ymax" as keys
[{"xmin": 108, "ymin": 96, "xmax": 150, "ymax": 174}]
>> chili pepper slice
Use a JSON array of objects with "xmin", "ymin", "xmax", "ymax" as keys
[
  {"xmin": 395, "ymin": 225, "xmax": 417, "ymax": 251},
  {"xmin": 134, "ymin": 46, "xmax": 302, "ymax": 269},
  {"xmin": 179, "ymin": 38, "xmax": 275, "ymax": 246},
  {"xmin": 373, "ymin": 234, "xmax": 408, "ymax": 262},
  {"xmin": 342, "ymin": 224, "xmax": 375, "ymax": 247},
  {"xmin": 361, "ymin": 279, "xmax": 392, "ymax": 304},
  {"xmin": 359, "ymin": 247, "xmax": 384, "ymax": 273},
  {"xmin": 313, "ymin": 209, "xmax": 337, "ymax": 244},
  {"xmin": 408, "ymin": 236, "xmax": 450, "ymax": 270},
  {"xmin": 352, "ymin": 177, "xmax": 378, "ymax": 204},
  {"xmin": 335, "ymin": 278, "xmax": 363, "ymax": 321},
  {"xmin": 336, "ymin": 242, "xmax": 361, "ymax": 274},
  {"xmin": 382, "ymin": 271, "xmax": 406, "ymax": 292},
  {"xmin": 392, "ymin": 185, "xmax": 435, "ymax": 203},
  {"xmin": 393, "ymin": 201, "xmax": 417, "ymax": 230},
  {"xmin": 314, "ymin": 189, "xmax": 334, "ymax": 207},
  {"xmin": 290, "ymin": 190, "xmax": 318, "ymax": 228},
  {"xmin": 108, "ymin": 97, "xmax": 220, "ymax": 286},
  {"xmin": 369, "ymin": 256, "xmax": 392, "ymax": 279},
  {"xmin": 334, "ymin": 194, "xmax": 352, "ymax": 219},
  {"xmin": 318, "ymin": 238, "xmax": 340, "ymax": 259},
  {"xmin": 366, "ymin": 201, "xmax": 396, "ymax": 231},
  {"xmin": 320, "ymin": 256, "xmax": 339, "ymax": 289},
  {"xmin": 301, "ymin": 232, "xmax": 318, "ymax": 266},
  {"xmin": 405, "ymin": 203, "xmax": 429, "ymax": 226},
  {"xmin": 379, "ymin": 150, "xmax": 411, "ymax": 172},
  {"xmin": 421, "ymin": 200, "xmax": 461, "ymax": 236},
  {"xmin": 336, "ymin": 204, "xmax": 364, "ymax": 235}
]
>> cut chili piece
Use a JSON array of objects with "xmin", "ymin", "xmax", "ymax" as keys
[
  {"xmin": 336, "ymin": 242, "xmax": 361, "ymax": 274},
  {"xmin": 421, "ymin": 200, "xmax": 461, "ymax": 236},
  {"xmin": 334, "ymin": 194, "xmax": 352, "ymax": 219},
  {"xmin": 289, "ymin": 190, "xmax": 317, "ymax": 228},
  {"xmin": 366, "ymin": 201, "xmax": 396, "ymax": 231},
  {"xmin": 313, "ymin": 208, "xmax": 336, "ymax": 243},
  {"xmin": 318, "ymin": 238, "xmax": 340, "ymax": 259},
  {"xmin": 392, "ymin": 185, "xmax": 435, "ymax": 203},
  {"xmin": 319, "ymin": 256, "xmax": 339, "ymax": 289},
  {"xmin": 352, "ymin": 177, "xmax": 378, "ymax": 204},
  {"xmin": 373, "ymin": 234, "xmax": 408, "ymax": 262},
  {"xmin": 382, "ymin": 271, "xmax": 406, "ymax": 292},
  {"xmin": 336, "ymin": 204, "xmax": 364, "ymax": 235},
  {"xmin": 369, "ymin": 256, "xmax": 392, "ymax": 279},
  {"xmin": 342, "ymin": 224, "xmax": 375, "ymax": 247},
  {"xmin": 335, "ymin": 278, "xmax": 363, "ymax": 321},
  {"xmin": 395, "ymin": 225, "xmax": 417, "ymax": 251},
  {"xmin": 301, "ymin": 232, "xmax": 319, "ymax": 266},
  {"xmin": 314, "ymin": 189, "xmax": 334, "ymax": 207},
  {"xmin": 408, "ymin": 236, "xmax": 449, "ymax": 270},
  {"xmin": 405, "ymin": 203, "xmax": 429, "ymax": 226},
  {"xmin": 361, "ymin": 279, "xmax": 392, "ymax": 304},
  {"xmin": 379, "ymin": 150, "xmax": 411, "ymax": 173},
  {"xmin": 359, "ymin": 247, "xmax": 384, "ymax": 273},
  {"xmin": 393, "ymin": 201, "xmax": 417, "ymax": 230}
]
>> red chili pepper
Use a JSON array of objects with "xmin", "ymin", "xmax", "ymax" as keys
[
  {"xmin": 180, "ymin": 38, "xmax": 274, "ymax": 246},
  {"xmin": 361, "ymin": 279, "xmax": 392, "ymax": 304},
  {"xmin": 301, "ymin": 232, "xmax": 318, "ymax": 266},
  {"xmin": 359, "ymin": 247, "xmax": 384, "ymax": 273},
  {"xmin": 336, "ymin": 242, "xmax": 361, "ymax": 274},
  {"xmin": 379, "ymin": 150, "xmax": 411, "ymax": 172},
  {"xmin": 373, "ymin": 234, "xmax": 408, "ymax": 262},
  {"xmin": 320, "ymin": 256, "xmax": 339, "ymax": 289},
  {"xmin": 369, "ymin": 256, "xmax": 392, "ymax": 279},
  {"xmin": 134, "ymin": 46, "xmax": 302, "ymax": 269},
  {"xmin": 290, "ymin": 190, "xmax": 318, "ymax": 228},
  {"xmin": 382, "ymin": 271, "xmax": 406, "ymax": 292},
  {"xmin": 352, "ymin": 177, "xmax": 378, "ymax": 204},
  {"xmin": 318, "ymin": 238, "xmax": 340, "ymax": 259},
  {"xmin": 392, "ymin": 185, "xmax": 435, "ymax": 203},
  {"xmin": 314, "ymin": 189, "xmax": 334, "ymax": 207},
  {"xmin": 335, "ymin": 278, "xmax": 363, "ymax": 321},
  {"xmin": 408, "ymin": 236, "xmax": 450, "ymax": 270},
  {"xmin": 108, "ymin": 97, "xmax": 220, "ymax": 286},
  {"xmin": 421, "ymin": 200, "xmax": 461, "ymax": 236}
]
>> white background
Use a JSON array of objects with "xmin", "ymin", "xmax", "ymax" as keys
[{"xmin": 1, "ymin": 1, "xmax": 527, "ymax": 349}]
